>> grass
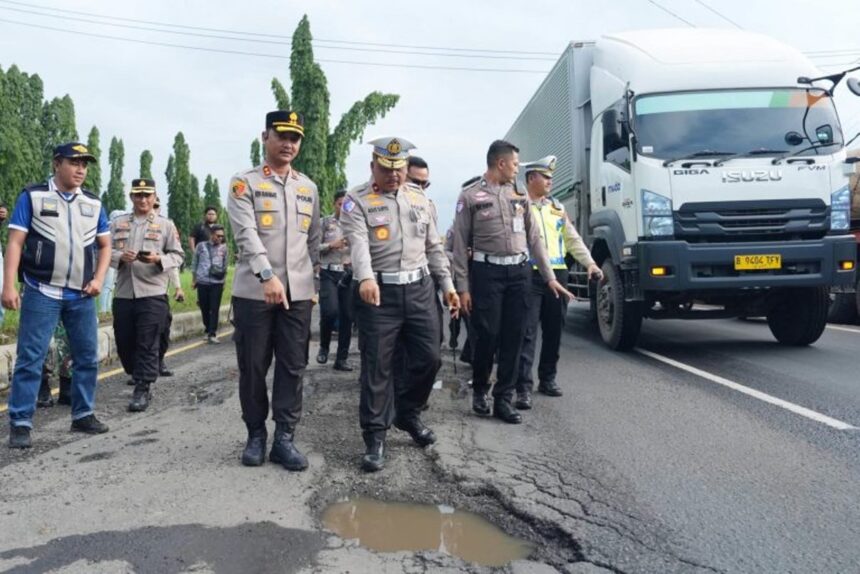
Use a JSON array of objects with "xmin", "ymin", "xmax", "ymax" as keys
[{"xmin": 0, "ymin": 267, "xmax": 234, "ymax": 341}]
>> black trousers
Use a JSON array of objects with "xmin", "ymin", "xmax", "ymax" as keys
[
  {"xmin": 517, "ymin": 269, "xmax": 568, "ymax": 392},
  {"xmin": 113, "ymin": 295, "xmax": 170, "ymax": 383},
  {"xmin": 319, "ymin": 269, "xmax": 353, "ymax": 362},
  {"xmin": 392, "ymin": 288, "xmax": 444, "ymax": 400},
  {"xmin": 197, "ymin": 283, "xmax": 225, "ymax": 337},
  {"xmin": 159, "ymin": 308, "xmax": 172, "ymax": 367},
  {"xmin": 356, "ymin": 275, "xmax": 440, "ymax": 434},
  {"xmin": 232, "ymin": 296, "xmax": 312, "ymax": 431},
  {"xmin": 469, "ymin": 261, "xmax": 531, "ymax": 401}
]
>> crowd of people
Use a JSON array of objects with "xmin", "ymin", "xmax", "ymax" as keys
[{"xmin": 4, "ymin": 111, "xmax": 601, "ymax": 475}]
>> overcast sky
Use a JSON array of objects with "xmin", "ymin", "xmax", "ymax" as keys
[{"xmin": 1, "ymin": 0, "xmax": 859, "ymax": 227}]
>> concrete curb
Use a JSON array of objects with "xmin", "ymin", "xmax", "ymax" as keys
[{"xmin": 0, "ymin": 305, "xmax": 230, "ymax": 392}]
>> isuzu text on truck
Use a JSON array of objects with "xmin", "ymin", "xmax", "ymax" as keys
[{"xmin": 506, "ymin": 29, "xmax": 860, "ymax": 350}]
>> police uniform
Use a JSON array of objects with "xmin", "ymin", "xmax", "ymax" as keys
[
  {"xmin": 318, "ymin": 211, "xmax": 354, "ymax": 370},
  {"xmin": 516, "ymin": 156, "xmax": 596, "ymax": 405},
  {"xmin": 227, "ymin": 110, "xmax": 320, "ymax": 471},
  {"xmin": 340, "ymin": 137, "xmax": 455, "ymax": 472},
  {"xmin": 110, "ymin": 179, "xmax": 184, "ymax": 413},
  {"xmin": 451, "ymin": 170, "xmax": 556, "ymax": 423}
]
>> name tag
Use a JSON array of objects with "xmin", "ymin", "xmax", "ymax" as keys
[
  {"xmin": 513, "ymin": 216, "xmax": 524, "ymax": 233},
  {"xmin": 79, "ymin": 202, "xmax": 95, "ymax": 217}
]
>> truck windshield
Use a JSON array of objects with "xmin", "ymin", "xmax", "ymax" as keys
[{"xmin": 634, "ymin": 88, "xmax": 842, "ymax": 159}]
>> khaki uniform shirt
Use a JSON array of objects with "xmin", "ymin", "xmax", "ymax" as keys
[
  {"xmin": 531, "ymin": 196, "xmax": 596, "ymax": 268},
  {"xmin": 110, "ymin": 212, "xmax": 184, "ymax": 299},
  {"xmin": 320, "ymin": 215, "xmax": 350, "ymax": 267},
  {"xmin": 227, "ymin": 164, "xmax": 320, "ymax": 302},
  {"xmin": 340, "ymin": 180, "xmax": 454, "ymax": 294},
  {"xmin": 451, "ymin": 177, "xmax": 554, "ymax": 292}
]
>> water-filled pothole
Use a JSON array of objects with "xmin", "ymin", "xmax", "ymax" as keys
[{"xmin": 322, "ymin": 497, "xmax": 533, "ymax": 567}]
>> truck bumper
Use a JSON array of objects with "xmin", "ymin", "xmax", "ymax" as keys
[{"xmin": 629, "ymin": 236, "xmax": 856, "ymax": 291}]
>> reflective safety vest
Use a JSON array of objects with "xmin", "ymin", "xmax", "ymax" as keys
[{"xmin": 530, "ymin": 198, "xmax": 567, "ymax": 270}]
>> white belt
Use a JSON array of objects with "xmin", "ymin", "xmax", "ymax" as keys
[
  {"xmin": 324, "ymin": 264, "xmax": 345, "ymax": 272},
  {"xmin": 377, "ymin": 266, "xmax": 429, "ymax": 285},
  {"xmin": 472, "ymin": 251, "xmax": 528, "ymax": 266}
]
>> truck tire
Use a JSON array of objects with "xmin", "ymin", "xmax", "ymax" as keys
[
  {"xmin": 767, "ymin": 287, "xmax": 829, "ymax": 346},
  {"xmin": 596, "ymin": 261, "xmax": 643, "ymax": 350},
  {"xmin": 828, "ymin": 291, "xmax": 858, "ymax": 324}
]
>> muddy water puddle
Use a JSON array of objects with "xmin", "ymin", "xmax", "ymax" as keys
[{"xmin": 322, "ymin": 497, "xmax": 533, "ymax": 567}]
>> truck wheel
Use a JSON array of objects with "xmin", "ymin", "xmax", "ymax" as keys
[
  {"xmin": 767, "ymin": 287, "xmax": 829, "ymax": 346},
  {"xmin": 828, "ymin": 291, "xmax": 858, "ymax": 324},
  {"xmin": 596, "ymin": 261, "xmax": 643, "ymax": 350}
]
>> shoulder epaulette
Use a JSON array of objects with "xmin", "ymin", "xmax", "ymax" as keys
[
  {"xmin": 550, "ymin": 197, "xmax": 563, "ymax": 210},
  {"xmin": 23, "ymin": 182, "xmax": 49, "ymax": 193},
  {"xmin": 81, "ymin": 188, "xmax": 99, "ymax": 201},
  {"xmin": 461, "ymin": 175, "xmax": 481, "ymax": 190}
]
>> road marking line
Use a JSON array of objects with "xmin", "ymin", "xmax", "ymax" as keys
[
  {"xmin": 636, "ymin": 348, "xmax": 857, "ymax": 431},
  {"xmin": 0, "ymin": 329, "xmax": 234, "ymax": 414},
  {"xmin": 826, "ymin": 325, "xmax": 860, "ymax": 335}
]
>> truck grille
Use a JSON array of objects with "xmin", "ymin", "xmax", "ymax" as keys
[{"xmin": 674, "ymin": 199, "xmax": 829, "ymax": 242}]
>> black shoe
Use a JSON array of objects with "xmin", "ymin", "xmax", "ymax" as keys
[
  {"xmin": 332, "ymin": 359, "xmax": 353, "ymax": 372},
  {"xmin": 394, "ymin": 416, "xmax": 437, "ymax": 447},
  {"xmin": 128, "ymin": 382, "xmax": 151, "ymax": 412},
  {"xmin": 537, "ymin": 380, "xmax": 563, "ymax": 397},
  {"xmin": 472, "ymin": 392, "xmax": 491, "ymax": 416},
  {"xmin": 241, "ymin": 427, "xmax": 267, "ymax": 467},
  {"xmin": 269, "ymin": 424, "xmax": 308, "ymax": 471},
  {"xmin": 126, "ymin": 378, "xmax": 136, "ymax": 386},
  {"xmin": 419, "ymin": 402, "xmax": 430, "ymax": 412},
  {"xmin": 159, "ymin": 365, "xmax": 174, "ymax": 377},
  {"xmin": 514, "ymin": 391, "xmax": 532, "ymax": 410},
  {"xmin": 57, "ymin": 376, "xmax": 71, "ymax": 406},
  {"xmin": 8, "ymin": 425, "xmax": 31, "ymax": 449},
  {"xmin": 458, "ymin": 353, "xmax": 472, "ymax": 365},
  {"xmin": 493, "ymin": 401, "xmax": 523, "ymax": 424},
  {"xmin": 70, "ymin": 414, "xmax": 109, "ymax": 434},
  {"xmin": 37, "ymin": 379, "xmax": 54, "ymax": 408},
  {"xmin": 207, "ymin": 335, "xmax": 220, "ymax": 345},
  {"xmin": 316, "ymin": 348, "xmax": 329, "ymax": 365},
  {"xmin": 361, "ymin": 432, "xmax": 385, "ymax": 472}
]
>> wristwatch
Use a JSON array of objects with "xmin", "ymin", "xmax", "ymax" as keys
[{"xmin": 259, "ymin": 268, "xmax": 274, "ymax": 283}]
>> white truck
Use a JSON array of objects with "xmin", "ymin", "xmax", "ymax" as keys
[{"xmin": 505, "ymin": 29, "xmax": 860, "ymax": 350}]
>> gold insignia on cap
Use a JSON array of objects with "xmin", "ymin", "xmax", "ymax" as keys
[
  {"xmin": 549, "ymin": 158, "xmax": 557, "ymax": 171},
  {"xmin": 289, "ymin": 112, "xmax": 298, "ymax": 123},
  {"xmin": 387, "ymin": 139, "xmax": 402, "ymax": 155},
  {"xmin": 72, "ymin": 144, "xmax": 88, "ymax": 154}
]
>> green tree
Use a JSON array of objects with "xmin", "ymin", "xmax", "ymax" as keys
[
  {"xmin": 269, "ymin": 16, "xmax": 399, "ymax": 209},
  {"xmin": 139, "ymin": 149, "xmax": 153, "ymax": 179},
  {"xmin": 189, "ymin": 174, "xmax": 202, "ymax": 230},
  {"xmin": 102, "ymin": 137, "xmax": 126, "ymax": 213},
  {"xmin": 40, "ymin": 95, "xmax": 78, "ymax": 176},
  {"xmin": 83, "ymin": 126, "xmax": 101, "ymax": 195},
  {"xmin": 166, "ymin": 132, "xmax": 193, "ymax": 243},
  {"xmin": 250, "ymin": 139, "xmax": 261, "ymax": 167},
  {"xmin": 202, "ymin": 174, "xmax": 222, "ymax": 210}
]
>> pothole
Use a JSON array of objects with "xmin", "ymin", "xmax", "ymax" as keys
[{"xmin": 321, "ymin": 497, "xmax": 534, "ymax": 567}]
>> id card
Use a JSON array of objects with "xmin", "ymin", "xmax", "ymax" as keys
[{"xmin": 513, "ymin": 216, "xmax": 524, "ymax": 233}]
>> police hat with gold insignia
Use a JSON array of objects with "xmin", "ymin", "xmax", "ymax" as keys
[
  {"xmin": 368, "ymin": 136, "xmax": 415, "ymax": 169},
  {"xmin": 53, "ymin": 142, "xmax": 96, "ymax": 162},
  {"xmin": 523, "ymin": 155, "xmax": 557, "ymax": 177},
  {"xmin": 130, "ymin": 178, "xmax": 157, "ymax": 194},
  {"xmin": 266, "ymin": 110, "xmax": 305, "ymax": 137}
]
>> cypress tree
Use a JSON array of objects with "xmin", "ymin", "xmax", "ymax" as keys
[
  {"xmin": 102, "ymin": 137, "xmax": 125, "ymax": 213},
  {"xmin": 83, "ymin": 126, "xmax": 101, "ymax": 195},
  {"xmin": 139, "ymin": 149, "xmax": 153, "ymax": 179}
]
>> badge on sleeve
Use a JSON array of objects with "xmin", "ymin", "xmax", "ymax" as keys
[
  {"xmin": 456, "ymin": 201, "xmax": 464, "ymax": 213},
  {"xmin": 232, "ymin": 180, "xmax": 246, "ymax": 198},
  {"xmin": 343, "ymin": 198, "xmax": 356, "ymax": 213}
]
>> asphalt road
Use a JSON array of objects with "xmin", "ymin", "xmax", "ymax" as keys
[{"xmin": 2, "ymin": 305, "xmax": 860, "ymax": 573}]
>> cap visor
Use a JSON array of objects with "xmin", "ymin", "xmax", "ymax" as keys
[
  {"xmin": 375, "ymin": 157, "xmax": 407, "ymax": 169},
  {"xmin": 274, "ymin": 126, "xmax": 304, "ymax": 136},
  {"xmin": 130, "ymin": 188, "xmax": 156, "ymax": 194}
]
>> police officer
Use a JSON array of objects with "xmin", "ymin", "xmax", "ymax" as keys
[
  {"xmin": 451, "ymin": 140, "xmax": 572, "ymax": 425},
  {"xmin": 340, "ymin": 137, "xmax": 459, "ymax": 472},
  {"xmin": 110, "ymin": 179, "xmax": 184, "ymax": 413},
  {"xmin": 317, "ymin": 190, "xmax": 354, "ymax": 371},
  {"xmin": 228, "ymin": 110, "xmax": 320, "ymax": 472},
  {"xmin": 515, "ymin": 156, "xmax": 602, "ymax": 409}
]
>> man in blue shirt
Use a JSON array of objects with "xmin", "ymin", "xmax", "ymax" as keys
[{"xmin": 2, "ymin": 142, "xmax": 112, "ymax": 448}]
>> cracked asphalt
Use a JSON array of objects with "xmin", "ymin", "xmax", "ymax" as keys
[{"xmin": 3, "ymin": 304, "xmax": 860, "ymax": 573}]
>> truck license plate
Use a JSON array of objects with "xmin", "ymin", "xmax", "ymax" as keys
[{"xmin": 734, "ymin": 254, "xmax": 782, "ymax": 270}]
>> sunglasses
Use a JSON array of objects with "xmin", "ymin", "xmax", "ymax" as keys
[{"xmin": 408, "ymin": 177, "xmax": 431, "ymax": 189}]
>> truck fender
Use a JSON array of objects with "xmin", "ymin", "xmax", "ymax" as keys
[{"xmin": 589, "ymin": 210, "xmax": 627, "ymax": 265}]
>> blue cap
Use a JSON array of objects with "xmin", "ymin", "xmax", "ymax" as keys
[{"xmin": 53, "ymin": 142, "xmax": 96, "ymax": 162}]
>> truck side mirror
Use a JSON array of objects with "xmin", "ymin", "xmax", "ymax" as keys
[
  {"xmin": 784, "ymin": 131, "xmax": 805, "ymax": 146},
  {"xmin": 847, "ymin": 77, "xmax": 860, "ymax": 97}
]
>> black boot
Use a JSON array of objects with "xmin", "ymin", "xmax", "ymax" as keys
[
  {"xmin": 269, "ymin": 423, "xmax": 308, "ymax": 471},
  {"xmin": 472, "ymin": 392, "xmax": 491, "ymax": 416},
  {"xmin": 316, "ymin": 348, "xmax": 329, "ymax": 365},
  {"xmin": 241, "ymin": 427, "xmax": 267, "ymax": 467},
  {"xmin": 537, "ymin": 379, "xmax": 563, "ymax": 397},
  {"xmin": 332, "ymin": 359, "xmax": 353, "ymax": 371},
  {"xmin": 493, "ymin": 399, "xmax": 523, "ymax": 424},
  {"xmin": 128, "ymin": 381, "xmax": 151, "ymax": 412},
  {"xmin": 515, "ymin": 391, "xmax": 532, "ymax": 410},
  {"xmin": 8, "ymin": 425, "xmax": 31, "ymax": 449},
  {"xmin": 70, "ymin": 414, "xmax": 109, "ymax": 434},
  {"xmin": 37, "ymin": 377, "xmax": 54, "ymax": 408},
  {"xmin": 394, "ymin": 415, "xmax": 437, "ymax": 447},
  {"xmin": 159, "ymin": 363, "xmax": 174, "ymax": 377},
  {"xmin": 361, "ymin": 431, "xmax": 385, "ymax": 472},
  {"xmin": 57, "ymin": 376, "xmax": 72, "ymax": 406}
]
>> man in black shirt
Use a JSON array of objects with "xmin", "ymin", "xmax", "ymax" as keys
[{"xmin": 189, "ymin": 206, "xmax": 219, "ymax": 253}]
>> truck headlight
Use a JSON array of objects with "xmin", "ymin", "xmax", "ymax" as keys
[
  {"xmin": 642, "ymin": 189, "xmax": 674, "ymax": 237},
  {"xmin": 831, "ymin": 186, "xmax": 850, "ymax": 231}
]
